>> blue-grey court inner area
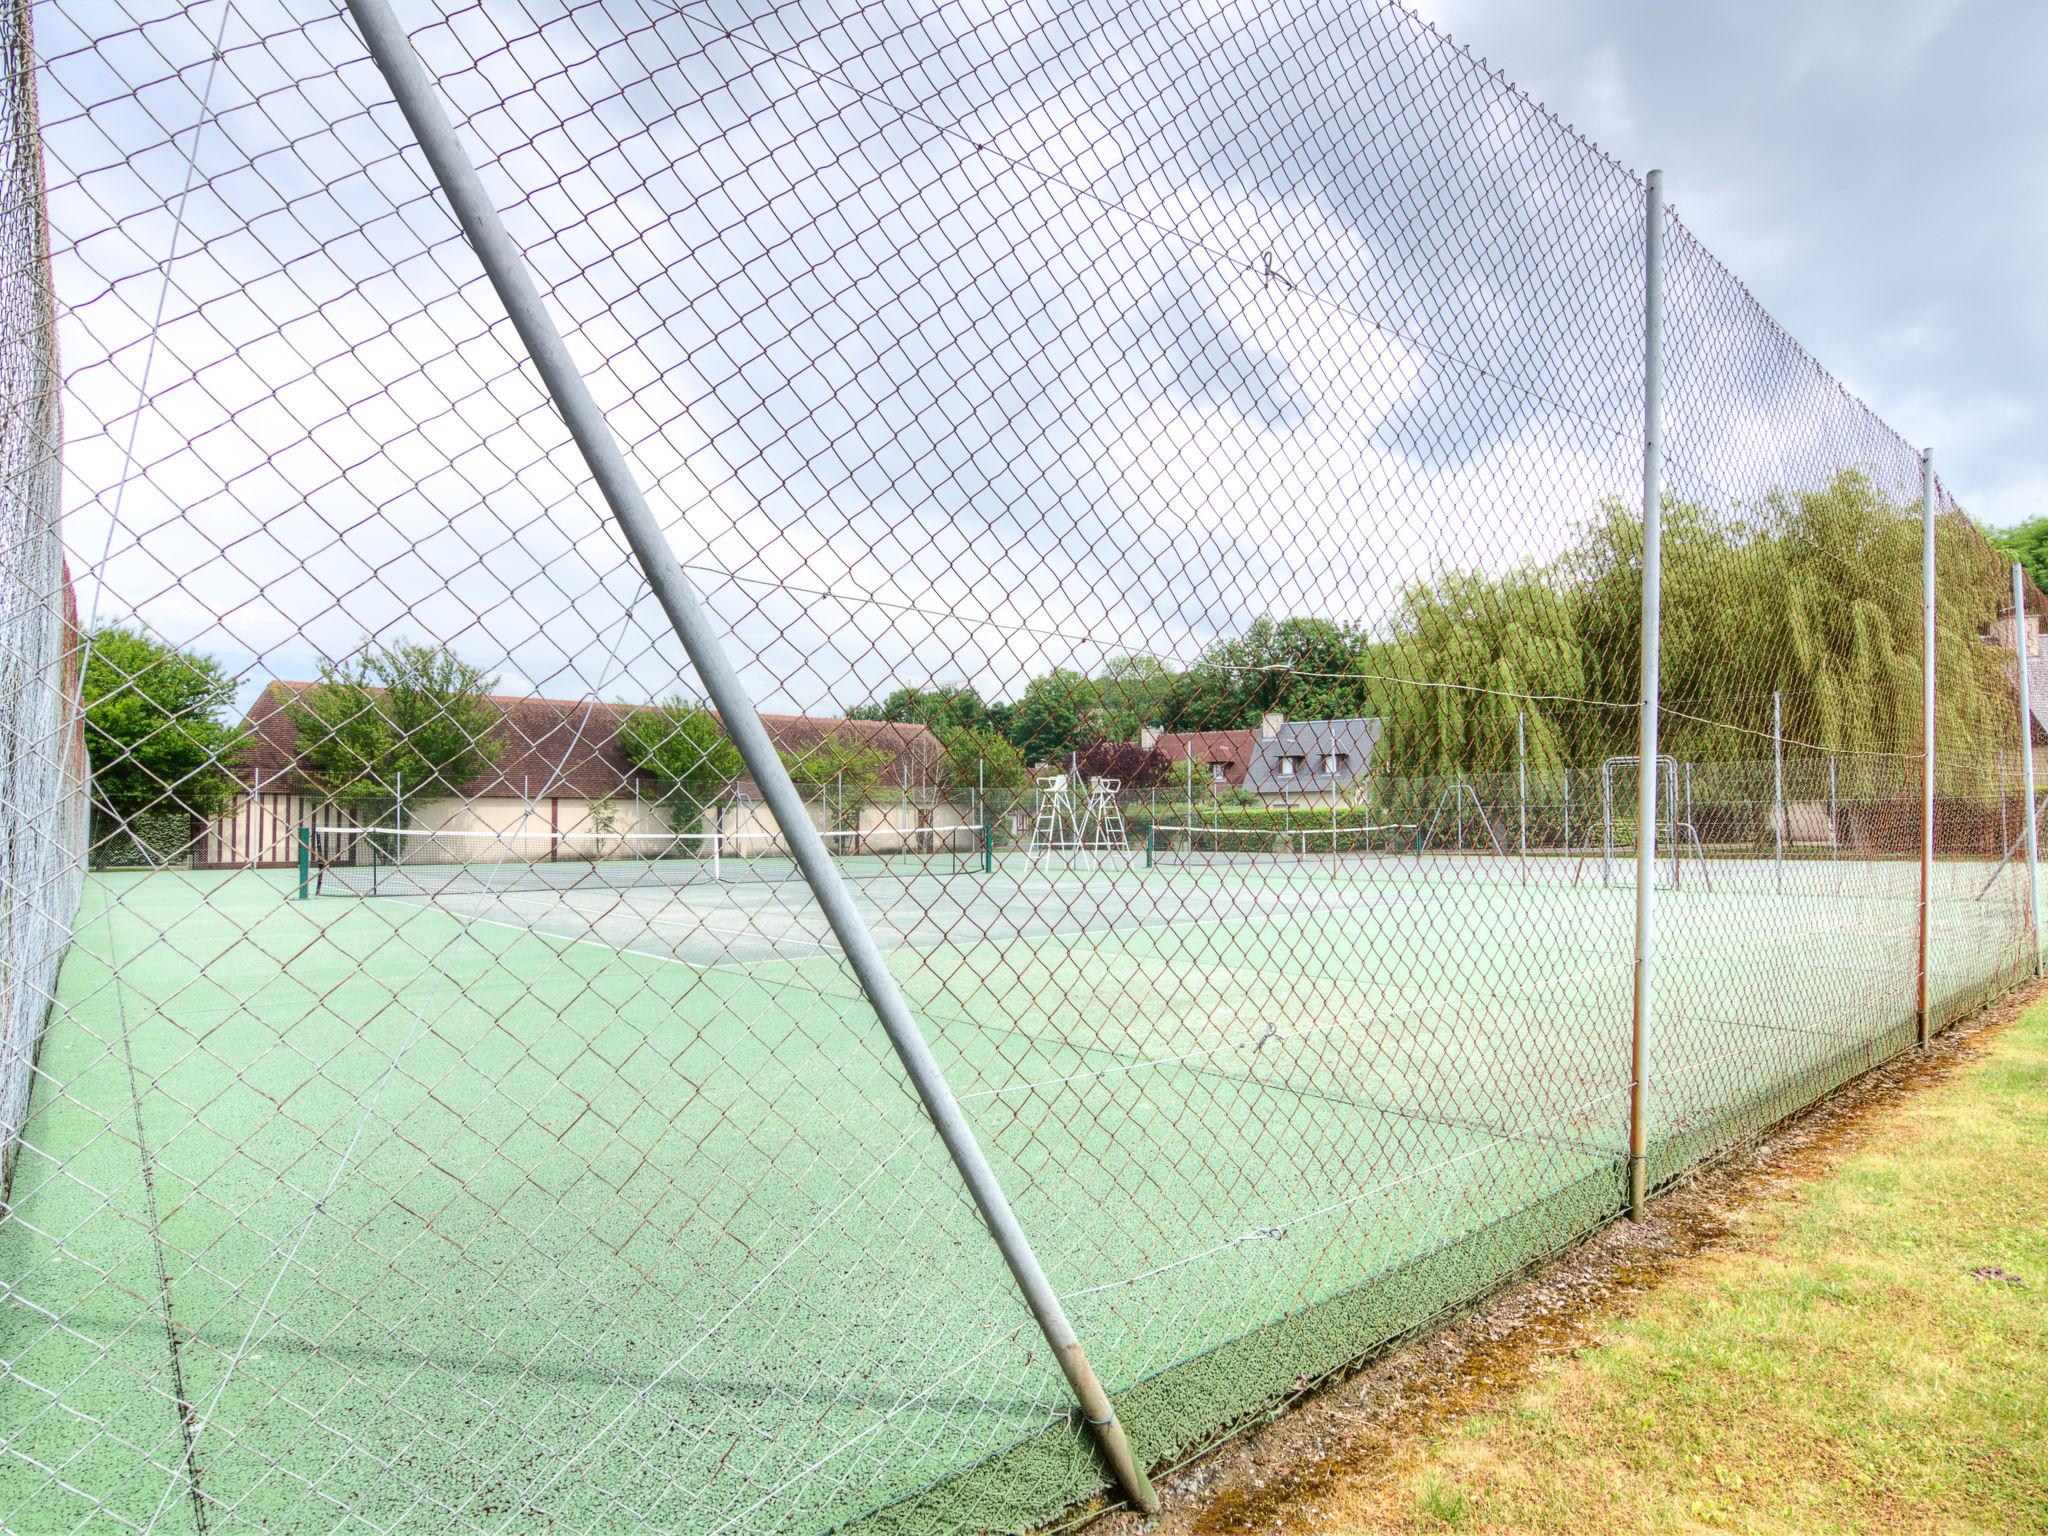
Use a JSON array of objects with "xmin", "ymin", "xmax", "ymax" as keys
[{"xmin": 0, "ymin": 852, "xmax": 2028, "ymax": 1535}]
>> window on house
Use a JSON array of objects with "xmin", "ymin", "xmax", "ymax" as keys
[
  {"xmin": 1209, "ymin": 761, "xmax": 1226, "ymax": 783},
  {"xmin": 1278, "ymin": 755, "xmax": 1299, "ymax": 777},
  {"xmin": 1321, "ymin": 752, "xmax": 1349, "ymax": 774}
]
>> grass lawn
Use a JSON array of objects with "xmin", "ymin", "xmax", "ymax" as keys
[{"xmin": 1320, "ymin": 996, "xmax": 2048, "ymax": 1534}]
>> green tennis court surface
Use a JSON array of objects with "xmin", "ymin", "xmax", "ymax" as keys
[{"xmin": 1, "ymin": 857, "xmax": 2027, "ymax": 1533}]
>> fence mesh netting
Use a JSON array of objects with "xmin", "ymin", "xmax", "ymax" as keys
[{"xmin": 1, "ymin": 3, "xmax": 2037, "ymax": 1534}]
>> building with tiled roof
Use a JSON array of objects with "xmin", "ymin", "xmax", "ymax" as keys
[
  {"xmin": 1145, "ymin": 714, "xmax": 1379, "ymax": 804},
  {"xmin": 206, "ymin": 682, "xmax": 951, "ymax": 866}
]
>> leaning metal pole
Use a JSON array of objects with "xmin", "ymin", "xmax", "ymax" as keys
[
  {"xmin": 2014, "ymin": 564, "xmax": 2042, "ymax": 975},
  {"xmin": 1629, "ymin": 169, "xmax": 1666, "ymax": 1222},
  {"xmin": 342, "ymin": 0, "xmax": 1159, "ymax": 1513},
  {"xmin": 1918, "ymin": 449, "xmax": 1936, "ymax": 1043}
]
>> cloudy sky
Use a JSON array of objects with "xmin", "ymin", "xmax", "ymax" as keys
[
  {"xmin": 1411, "ymin": 0, "xmax": 2048, "ymax": 529},
  {"xmin": 40, "ymin": 0, "xmax": 2037, "ymax": 720}
]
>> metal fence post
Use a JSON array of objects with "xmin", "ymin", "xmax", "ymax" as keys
[
  {"xmin": 341, "ymin": 0, "xmax": 1159, "ymax": 1510},
  {"xmin": 2014, "ymin": 563, "xmax": 2041, "ymax": 974},
  {"xmin": 1629, "ymin": 168, "xmax": 1667, "ymax": 1221},
  {"xmin": 1918, "ymin": 448, "xmax": 1936, "ymax": 1043},
  {"xmin": 1517, "ymin": 710, "xmax": 1528, "ymax": 875},
  {"xmin": 1772, "ymin": 689, "xmax": 1784, "ymax": 888}
]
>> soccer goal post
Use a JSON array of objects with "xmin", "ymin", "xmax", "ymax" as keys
[{"xmin": 1600, "ymin": 754, "xmax": 1706, "ymax": 890}]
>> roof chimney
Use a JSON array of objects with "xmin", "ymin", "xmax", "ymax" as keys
[{"xmin": 1260, "ymin": 711, "xmax": 1284, "ymax": 740}]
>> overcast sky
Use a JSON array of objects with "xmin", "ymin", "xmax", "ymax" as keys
[
  {"xmin": 1411, "ymin": 0, "xmax": 2048, "ymax": 529},
  {"xmin": 43, "ymin": 0, "xmax": 2038, "ymax": 719}
]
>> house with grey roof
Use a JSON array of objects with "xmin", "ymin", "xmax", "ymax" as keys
[
  {"xmin": 1242, "ymin": 716, "xmax": 1381, "ymax": 803},
  {"xmin": 1143, "ymin": 714, "xmax": 1380, "ymax": 805}
]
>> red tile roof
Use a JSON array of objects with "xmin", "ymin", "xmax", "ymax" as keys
[
  {"xmin": 238, "ymin": 682, "xmax": 943, "ymax": 799},
  {"xmin": 1149, "ymin": 729, "xmax": 1257, "ymax": 788}
]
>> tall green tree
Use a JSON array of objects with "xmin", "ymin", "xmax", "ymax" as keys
[
  {"xmin": 1983, "ymin": 516, "xmax": 2048, "ymax": 597},
  {"xmin": 287, "ymin": 640, "xmax": 501, "ymax": 823},
  {"xmin": 935, "ymin": 724, "xmax": 1030, "ymax": 794},
  {"xmin": 80, "ymin": 625, "xmax": 247, "ymax": 840},
  {"xmin": 1006, "ymin": 668, "xmax": 1099, "ymax": 764},
  {"xmin": 616, "ymin": 699, "xmax": 743, "ymax": 832},
  {"xmin": 1090, "ymin": 654, "xmax": 1175, "ymax": 741},
  {"xmin": 852, "ymin": 684, "xmax": 989, "ymax": 733},
  {"xmin": 1159, "ymin": 617, "xmax": 1367, "ymax": 730},
  {"xmin": 780, "ymin": 732, "xmax": 890, "ymax": 799},
  {"xmin": 1368, "ymin": 565, "xmax": 1587, "ymax": 776}
]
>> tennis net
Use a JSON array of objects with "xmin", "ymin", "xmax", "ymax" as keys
[
  {"xmin": 311, "ymin": 822, "xmax": 988, "ymax": 898},
  {"xmin": 1148, "ymin": 821, "xmax": 1415, "ymax": 870}
]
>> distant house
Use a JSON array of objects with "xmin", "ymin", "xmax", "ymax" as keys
[
  {"xmin": 1144, "ymin": 727, "xmax": 1258, "ymax": 790},
  {"xmin": 1987, "ymin": 602, "xmax": 2048, "ymax": 745},
  {"xmin": 1243, "ymin": 716, "xmax": 1380, "ymax": 804},
  {"xmin": 1144, "ymin": 714, "xmax": 1380, "ymax": 806},
  {"xmin": 203, "ymin": 682, "xmax": 953, "ymax": 867}
]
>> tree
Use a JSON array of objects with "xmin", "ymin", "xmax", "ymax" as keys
[
  {"xmin": 616, "ymin": 699, "xmax": 743, "ymax": 832},
  {"xmin": 1074, "ymin": 740, "xmax": 1169, "ymax": 789},
  {"xmin": 1162, "ymin": 753, "xmax": 1209, "ymax": 802},
  {"xmin": 287, "ymin": 640, "xmax": 501, "ymax": 823},
  {"xmin": 1090, "ymin": 654, "xmax": 1175, "ymax": 740},
  {"xmin": 80, "ymin": 625, "xmax": 247, "ymax": 841},
  {"xmin": 1006, "ymin": 668, "xmax": 1099, "ymax": 764},
  {"xmin": 1368, "ymin": 565, "xmax": 1588, "ymax": 776},
  {"xmin": 1159, "ymin": 616, "xmax": 1367, "ymax": 731},
  {"xmin": 1983, "ymin": 516, "xmax": 2048, "ymax": 597},
  {"xmin": 779, "ymin": 732, "xmax": 890, "ymax": 812},
  {"xmin": 936, "ymin": 724, "xmax": 1030, "ymax": 795},
  {"xmin": 852, "ymin": 683, "xmax": 990, "ymax": 733}
]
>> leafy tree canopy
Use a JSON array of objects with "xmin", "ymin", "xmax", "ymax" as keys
[
  {"xmin": 616, "ymin": 699, "xmax": 742, "ymax": 828},
  {"xmin": 1074, "ymin": 740, "xmax": 1169, "ymax": 789},
  {"xmin": 1983, "ymin": 517, "xmax": 2048, "ymax": 598},
  {"xmin": 1005, "ymin": 668, "xmax": 1100, "ymax": 764},
  {"xmin": 81, "ymin": 625, "xmax": 247, "ymax": 829},
  {"xmin": 1090, "ymin": 654, "xmax": 1176, "ymax": 742},
  {"xmin": 935, "ymin": 724, "xmax": 1031, "ymax": 794},
  {"xmin": 287, "ymin": 640, "xmax": 500, "ymax": 820},
  {"xmin": 780, "ymin": 731, "xmax": 890, "ymax": 803},
  {"xmin": 852, "ymin": 683, "xmax": 989, "ymax": 733}
]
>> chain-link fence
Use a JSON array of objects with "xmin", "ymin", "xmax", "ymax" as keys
[
  {"xmin": 0, "ymin": 0, "xmax": 81, "ymax": 1204},
  {"xmin": 2, "ymin": 2, "xmax": 2037, "ymax": 1533}
]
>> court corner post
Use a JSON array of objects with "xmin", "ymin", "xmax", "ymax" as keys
[
  {"xmin": 296, "ymin": 824, "xmax": 310, "ymax": 901},
  {"xmin": 2013, "ymin": 563, "xmax": 2041, "ymax": 975},
  {"xmin": 340, "ymin": 0, "xmax": 1158, "ymax": 1513},
  {"xmin": 1629, "ymin": 167, "xmax": 1667, "ymax": 1221},
  {"xmin": 1918, "ymin": 447, "xmax": 1936, "ymax": 1042}
]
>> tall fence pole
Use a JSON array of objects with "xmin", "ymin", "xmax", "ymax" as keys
[
  {"xmin": 1772, "ymin": 690, "xmax": 1784, "ymax": 888},
  {"xmin": 1918, "ymin": 448, "xmax": 1936, "ymax": 1043},
  {"xmin": 1517, "ymin": 710, "xmax": 1528, "ymax": 875},
  {"xmin": 341, "ymin": 0, "xmax": 1159, "ymax": 1511},
  {"xmin": 1629, "ymin": 168, "xmax": 1667, "ymax": 1221},
  {"xmin": 2014, "ymin": 563, "xmax": 2041, "ymax": 975}
]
